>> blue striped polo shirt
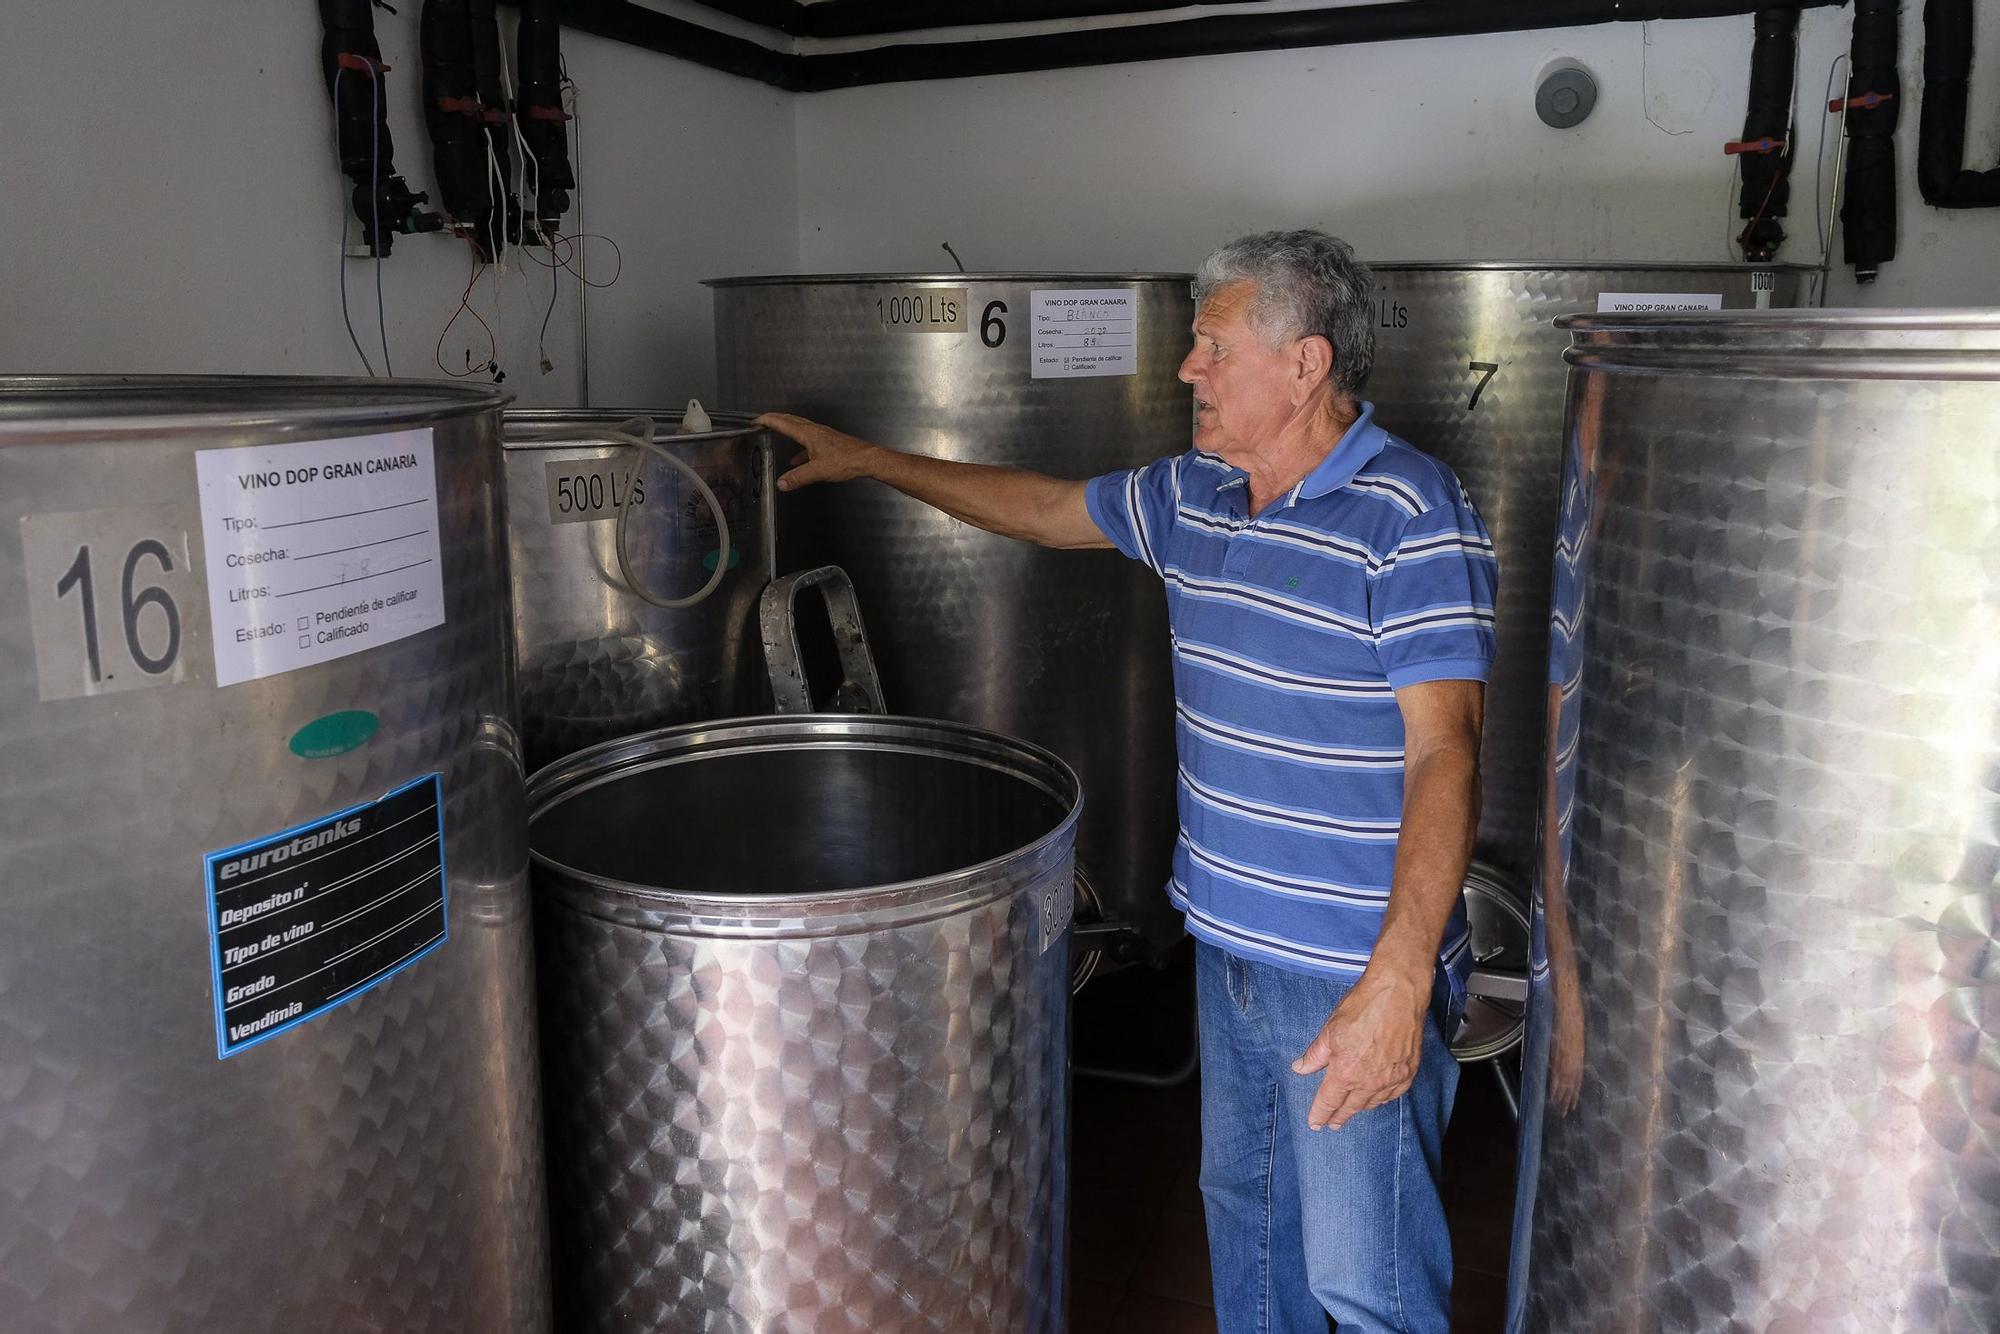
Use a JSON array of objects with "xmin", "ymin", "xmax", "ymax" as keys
[
  {"xmin": 1085, "ymin": 402, "xmax": 1499, "ymax": 1002},
  {"xmin": 1533, "ymin": 430, "xmax": 1594, "ymax": 987}
]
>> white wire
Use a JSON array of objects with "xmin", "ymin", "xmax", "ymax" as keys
[
  {"xmin": 482, "ymin": 132, "xmax": 508, "ymax": 362},
  {"xmin": 1813, "ymin": 52, "xmax": 1852, "ymax": 300},
  {"xmin": 332, "ymin": 66, "xmax": 377, "ymax": 377},
  {"xmin": 564, "ymin": 58, "xmax": 588, "ymax": 405},
  {"xmin": 494, "ymin": 27, "xmax": 546, "ymax": 246},
  {"xmin": 369, "ymin": 66, "xmax": 393, "ymax": 376},
  {"xmin": 484, "ymin": 128, "xmax": 506, "ymax": 275},
  {"xmin": 1640, "ymin": 22, "xmax": 1694, "ymax": 137}
]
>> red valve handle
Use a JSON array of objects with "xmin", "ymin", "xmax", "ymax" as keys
[
  {"xmin": 1723, "ymin": 136, "xmax": 1787, "ymax": 156},
  {"xmin": 335, "ymin": 52, "xmax": 389, "ymax": 75},
  {"xmin": 1828, "ymin": 91, "xmax": 1896, "ymax": 113}
]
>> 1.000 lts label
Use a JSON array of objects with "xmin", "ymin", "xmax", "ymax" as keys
[{"xmin": 876, "ymin": 287, "xmax": 968, "ymax": 333}]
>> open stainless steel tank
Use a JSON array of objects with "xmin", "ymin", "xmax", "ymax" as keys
[
  {"xmin": 0, "ymin": 376, "xmax": 548, "ymax": 1333},
  {"xmin": 531, "ymin": 715, "xmax": 1078, "ymax": 1333},
  {"xmin": 502, "ymin": 408, "xmax": 777, "ymax": 771},
  {"xmin": 1512, "ymin": 310, "xmax": 2000, "ymax": 1332},
  {"xmin": 710, "ymin": 273, "xmax": 1189, "ymax": 947},
  {"xmin": 1366, "ymin": 263, "xmax": 1810, "ymax": 886}
]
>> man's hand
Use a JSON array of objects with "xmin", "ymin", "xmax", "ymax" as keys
[
  {"xmin": 1547, "ymin": 956, "xmax": 1586, "ymax": 1115},
  {"xmin": 755, "ymin": 412, "xmax": 883, "ymax": 491},
  {"xmin": 751, "ymin": 411, "xmax": 1109, "ymax": 550},
  {"xmin": 1289, "ymin": 678, "xmax": 1483, "ymax": 1132},
  {"xmin": 1292, "ymin": 968, "xmax": 1430, "ymax": 1131}
]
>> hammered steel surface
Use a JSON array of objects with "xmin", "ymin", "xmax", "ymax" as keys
[
  {"xmin": 710, "ymin": 274, "xmax": 1189, "ymax": 947},
  {"xmin": 1366, "ymin": 264, "xmax": 1808, "ymax": 881},
  {"xmin": 530, "ymin": 716, "xmax": 1078, "ymax": 1334},
  {"xmin": 503, "ymin": 408, "xmax": 776, "ymax": 772},
  {"xmin": 1511, "ymin": 312, "xmax": 2000, "ymax": 1332},
  {"xmin": 0, "ymin": 378, "xmax": 549, "ymax": 1334}
]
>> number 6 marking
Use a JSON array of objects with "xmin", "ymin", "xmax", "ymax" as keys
[
  {"xmin": 980, "ymin": 300, "xmax": 1008, "ymax": 348},
  {"xmin": 121, "ymin": 539, "xmax": 183, "ymax": 674},
  {"xmin": 1467, "ymin": 361, "xmax": 1500, "ymax": 411}
]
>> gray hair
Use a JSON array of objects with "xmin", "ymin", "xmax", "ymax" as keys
[{"xmin": 1194, "ymin": 229, "xmax": 1375, "ymax": 394}]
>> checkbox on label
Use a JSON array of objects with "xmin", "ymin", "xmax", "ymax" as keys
[
  {"xmin": 299, "ymin": 635, "xmax": 312, "ymax": 649},
  {"xmin": 297, "ymin": 618, "xmax": 309, "ymax": 631}
]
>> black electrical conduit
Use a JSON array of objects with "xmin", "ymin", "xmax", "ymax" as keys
[
  {"xmin": 542, "ymin": 0, "xmax": 1845, "ymax": 93},
  {"xmin": 318, "ymin": 0, "xmax": 442, "ymax": 254},
  {"xmin": 1919, "ymin": 0, "xmax": 2000, "ymax": 208},
  {"xmin": 517, "ymin": 0, "xmax": 577, "ymax": 232},
  {"xmin": 1837, "ymin": 0, "xmax": 1899, "ymax": 279},
  {"xmin": 1733, "ymin": 7, "xmax": 1799, "ymax": 262},
  {"xmin": 422, "ymin": 0, "xmax": 520, "ymax": 260}
]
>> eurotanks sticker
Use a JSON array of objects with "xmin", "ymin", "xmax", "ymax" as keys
[
  {"xmin": 204, "ymin": 774, "xmax": 446, "ymax": 1058},
  {"xmin": 194, "ymin": 429, "xmax": 445, "ymax": 687}
]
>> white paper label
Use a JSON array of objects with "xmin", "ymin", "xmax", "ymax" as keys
[
  {"xmin": 195, "ymin": 429, "xmax": 445, "ymax": 687},
  {"xmin": 1595, "ymin": 291, "xmax": 1725, "ymax": 313},
  {"xmin": 1030, "ymin": 288, "xmax": 1139, "ymax": 379}
]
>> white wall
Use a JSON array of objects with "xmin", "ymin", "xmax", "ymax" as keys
[
  {"xmin": 793, "ymin": 7, "xmax": 2000, "ymax": 308},
  {"xmin": 5, "ymin": 3, "xmax": 1995, "ymax": 402},
  {"xmin": 0, "ymin": 2, "xmax": 798, "ymax": 406}
]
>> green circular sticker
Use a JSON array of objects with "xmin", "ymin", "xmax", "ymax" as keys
[
  {"xmin": 701, "ymin": 547, "xmax": 744, "ymax": 573},
  {"xmin": 289, "ymin": 709, "xmax": 380, "ymax": 759}
]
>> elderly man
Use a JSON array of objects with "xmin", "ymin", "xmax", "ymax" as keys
[{"xmin": 757, "ymin": 229, "xmax": 1496, "ymax": 1332}]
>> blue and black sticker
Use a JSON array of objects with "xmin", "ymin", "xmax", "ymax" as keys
[{"xmin": 204, "ymin": 773, "xmax": 447, "ymax": 1058}]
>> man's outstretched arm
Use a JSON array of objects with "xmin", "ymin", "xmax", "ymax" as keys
[{"xmin": 756, "ymin": 412, "xmax": 1111, "ymax": 551}]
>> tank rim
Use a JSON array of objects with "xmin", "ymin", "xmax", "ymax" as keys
[
  {"xmin": 1559, "ymin": 306, "xmax": 2000, "ymax": 331},
  {"xmin": 0, "ymin": 374, "xmax": 508, "ymax": 440},
  {"xmin": 502, "ymin": 406, "xmax": 763, "ymax": 450},
  {"xmin": 526, "ymin": 713, "xmax": 1085, "ymax": 937},
  {"xmin": 1560, "ymin": 308, "xmax": 2000, "ymax": 380},
  {"xmin": 705, "ymin": 272, "xmax": 1194, "ymax": 286},
  {"xmin": 1369, "ymin": 260, "xmax": 1821, "ymax": 274}
]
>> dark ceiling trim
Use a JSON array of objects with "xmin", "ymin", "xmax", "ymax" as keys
[
  {"xmin": 802, "ymin": 0, "xmax": 1848, "ymax": 90},
  {"xmin": 686, "ymin": 0, "xmax": 1271, "ymax": 40},
  {"xmin": 680, "ymin": 0, "xmax": 809, "ymax": 36},
  {"xmin": 546, "ymin": 0, "xmax": 1845, "ymax": 93},
  {"xmin": 547, "ymin": 0, "xmax": 809, "ymax": 87}
]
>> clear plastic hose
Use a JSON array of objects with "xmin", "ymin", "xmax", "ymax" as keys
[{"xmin": 515, "ymin": 417, "xmax": 731, "ymax": 609}]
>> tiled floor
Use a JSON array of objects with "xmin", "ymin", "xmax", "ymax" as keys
[{"xmin": 1069, "ymin": 1055, "xmax": 1518, "ymax": 1332}]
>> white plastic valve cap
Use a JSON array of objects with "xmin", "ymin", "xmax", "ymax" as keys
[{"xmin": 682, "ymin": 399, "xmax": 713, "ymax": 434}]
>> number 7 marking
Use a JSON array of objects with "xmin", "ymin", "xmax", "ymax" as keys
[{"xmin": 1468, "ymin": 361, "xmax": 1500, "ymax": 410}]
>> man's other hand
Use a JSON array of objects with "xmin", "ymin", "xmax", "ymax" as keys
[
  {"xmin": 755, "ymin": 413, "xmax": 883, "ymax": 491},
  {"xmin": 1291, "ymin": 970, "xmax": 1428, "ymax": 1131}
]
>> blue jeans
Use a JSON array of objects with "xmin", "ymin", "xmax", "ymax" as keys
[{"xmin": 1195, "ymin": 941, "xmax": 1458, "ymax": 1333}]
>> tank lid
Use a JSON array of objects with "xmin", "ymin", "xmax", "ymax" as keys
[
  {"xmin": 502, "ymin": 406, "xmax": 761, "ymax": 449},
  {"xmin": 1368, "ymin": 260, "xmax": 1821, "ymax": 274},
  {"xmin": 705, "ymin": 272, "xmax": 1194, "ymax": 287},
  {"xmin": 1557, "ymin": 307, "xmax": 2000, "ymax": 380},
  {"xmin": 0, "ymin": 375, "xmax": 509, "ymax": 441}
]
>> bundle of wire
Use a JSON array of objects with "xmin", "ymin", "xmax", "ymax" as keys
[
  {"xmin": 333, "ymin": 62, "xmax": 394, "ymax": 377},
  {"xmin": 430, "ymin": 34, "xmax": 624, "ymax": 384}
]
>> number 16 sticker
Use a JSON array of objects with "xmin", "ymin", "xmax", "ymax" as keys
[{"xmin": 18, "ymin": 506, "xmax": 202, "ymax": 701}]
